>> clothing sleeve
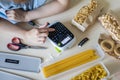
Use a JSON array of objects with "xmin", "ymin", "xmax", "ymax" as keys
[
  {"xmin": 0, "ymin": 0, "xmax": 46, "ymax": 24},
  {"xmin": 23, "ymin": 0, "xmax": 46, "ymax": 10},
  {"xmin": 0, "ymin": 0, "xmax": 46, "ymax": 11}
]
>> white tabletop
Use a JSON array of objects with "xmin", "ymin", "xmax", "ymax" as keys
[{"xmin": 0, "ymin": 0, "xmax": 120, "ymax": 80}]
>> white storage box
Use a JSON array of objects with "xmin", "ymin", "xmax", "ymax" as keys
[
  {"xmin": 70, "ymin": 62, "xmax": 110, "ymax": 80},
  {"xmin": 40, "ymin": 45, "xmax": 107, "ymax": 80},
  {"xmin": 72, "ymin": 0, "xmax": 103, "ymax": 32}
]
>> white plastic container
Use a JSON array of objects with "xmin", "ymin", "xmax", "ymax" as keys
[
  {"xmin": 70, "ymin": 62, "xmax": 110, "ymax": 80},
  {"xmin": 40, "ymin": 45, "xmax": 107, "ymax": 80},
  {"xmin": 0, "ymin": 71, "xmax": 31, "ymax": 80},
  {"xmin": 72, "ymin": 0, "xmax": 103, "ymax": 32},
  {"xmin": 0, "ymin": 52, "xmax": 41, "ymax": 73}
]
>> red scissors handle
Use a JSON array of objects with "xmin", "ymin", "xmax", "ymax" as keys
[{"xmin": 7, "ymin": 37, "xmax": 27, "ymax": 51}]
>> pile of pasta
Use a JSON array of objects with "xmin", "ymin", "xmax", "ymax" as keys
[
  {"xmin": 99, "ymin": 10, "xmax": 120, "ymax": 43},
  {"xmin": 98, "ymin": 10, "xmax": 120, "ymax": 59},
  {"xmin": 72, "ymin": 0, "xmax": 103, "ymax": 32},
  {"xmin": 71, "ymin": 64, "xmax": 108, "ymax": 80}
]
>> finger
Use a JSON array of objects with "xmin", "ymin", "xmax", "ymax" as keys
[
  {"xmin": 38, "ymin": 33, "xmax": 48, "ymax": 37},
  {"xmin": 7, "ymin": 16, "xmax": 14, "ymax": 20},
  {"xmin": 48, "ymin": 28, "xmax": 55, "ymax": 32},
  {"xmin": 6, "ymin": 13, "xmax": 15, "ymax": 20},
  {"xmin": 38, "ymin": 28, "xmax": 55, "ymax": 33},
  {"xmin": 38, "ymin": 37, "xmax": 46, "ymax": 41},
  {"xmin": 6, "ymin": 10, "xmax": 19, "ymax": 21},
  {"xmin": 6, "ymin": 15, "xmax": 13, "ymax": 19},
  {"xmin": 7, "ymin": 15, "xmax": 20, "ymax": 21},
  {"xmin": 38, "ymin": 37, "xmax": 46, "ymax": 43},
  {"xmin": 6, "ymin": 13, "xmax": 14, "ymax": 17},
  {"xmin": 38, "ymin": 28, "xmax": 48, "ymax": 33},
  {"xmin": 38, "ymin": 22, "xmax": 49, "ymax": 28},
  {"xmin": 6, "ymin": 10, "xmax": 15, "ymax": 14}
]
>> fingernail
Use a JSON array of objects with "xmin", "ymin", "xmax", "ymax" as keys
[{"xmin": 49, "ymin": 28, "xmax": 55, "ymax": 31}]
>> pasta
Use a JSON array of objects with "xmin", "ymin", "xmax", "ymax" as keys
[
  {"xmin": 114, "ymin": 44, "xmax": 120, "ymax": 56},
  {"xmin": 42, "ymin": 49, "xmax": 99, "ymax": 78},
  {"xmin": 99, "ymin": 10, "xmax": 120, "ymax": 43},
  {"xmin": 100, "ymin": 39, "xmax": 115, "ymax": 52},
  {"xmin": 72, "ymin": 0, "xmax": 103, "ymax": 32},
  {"xmin": 71, "ymin": 64, "xmax": 107, "ymax": 80}
]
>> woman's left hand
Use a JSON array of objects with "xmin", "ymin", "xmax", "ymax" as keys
[{"xmin": 6, "ymin": 9, "xmax": 29, "ymax": 22}]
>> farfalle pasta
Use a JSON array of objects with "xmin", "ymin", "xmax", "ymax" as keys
[{"xmin": 72, "ymin": 0, "xmax": 103, "ymax": 32}]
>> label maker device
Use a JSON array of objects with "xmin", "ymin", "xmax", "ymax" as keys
[{"xmin": 48, "ymin": 22, "xmax": 76, "ymax": 52}]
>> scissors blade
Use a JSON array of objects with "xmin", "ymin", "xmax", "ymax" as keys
[{"xmin": 25, "ymin": 46, "xmax": 47, "ymax": 49}]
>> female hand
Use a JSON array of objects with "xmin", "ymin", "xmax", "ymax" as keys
[
  {"xmin": 22, "ymin": 22, "xmax": 55, "ymax": 46},
  {"xmin": 6, "ymin": 9, "xmax": 29, "ymax": 22}
]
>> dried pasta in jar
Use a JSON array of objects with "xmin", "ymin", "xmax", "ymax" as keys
[
  {"xmin": 98, "ymin": 10, "xmax": 120, "ymax": 43},
  {"xmin": 72, "ymin": 0, "xmax": 103, "ymax": 32}
]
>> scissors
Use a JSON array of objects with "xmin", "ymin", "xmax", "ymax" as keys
[{"xmin": 7, "ymin": 37, "xmax": 47, "ymax": 51}]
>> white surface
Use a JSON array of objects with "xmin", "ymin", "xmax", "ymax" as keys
[
  {"xmin": 0, "ymin": 0, "xmax": 120, "ymax": 80},
  {"xmin": 0, "ymin": 70, "xmax": 30, "ymax": 80}
]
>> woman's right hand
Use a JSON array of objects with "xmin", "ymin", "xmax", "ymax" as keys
[{"xmin": 22, "ymin": 22, "xmax": 55, "ymax": 46}]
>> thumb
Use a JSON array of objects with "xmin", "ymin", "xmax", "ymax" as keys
[{"xmin": 38, "ymin": 22, "xmax": 49, "ymax": 28}]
